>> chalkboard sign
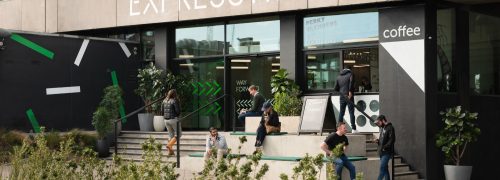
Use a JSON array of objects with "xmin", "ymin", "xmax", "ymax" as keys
[{"xmin": 298, "ymin": 96, "xmax": 336, "ymax": 135}]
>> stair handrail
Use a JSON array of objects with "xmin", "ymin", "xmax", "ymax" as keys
[
  {"xmin": 174, "ymin": 94, "xmax": 228, "ymax": 168},
  {"xmin": 112, "ymin": 95, "xmax": 166, "ymax": 155}
]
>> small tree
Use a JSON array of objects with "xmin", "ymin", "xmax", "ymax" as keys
[
  {"xmin": 135, "ymin": 63, "xmax": 165, "ymax": 114},
  {"xmin": 436, "ymin": 106, "xmax": 481, "ymax": 166},
  {"xmin": 92, "ymin": 85, "xmax": 123, "ymax": 139}
]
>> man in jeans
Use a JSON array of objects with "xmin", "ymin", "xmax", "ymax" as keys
[
  {"xmin": 334, "ymin": 67, "xmax": 357, "ymax": 133},
  {"xmin": 374, "ymin": 115, "xmax": 396, "ymax": 180},
  {"xmin": 320, "ymin": 122, "xmax": 356, "ymax": 180}
]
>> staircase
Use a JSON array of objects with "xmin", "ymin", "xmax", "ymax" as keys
[
  {"xmin": 109, "ymin": 131, "xmax": 206, "ymax": 162},
  {"xmin": 362, "ymin": 132, "xmax": 420, "ymax": 180}
]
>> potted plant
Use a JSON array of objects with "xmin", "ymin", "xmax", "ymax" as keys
[
  {"xmin": 270, "ymin": 69, "xmax": 303, "ymax": 133},
  {"xmin": 135, "ymin": 63, "xmax": 165, "ymax": 131},
  {"xmin": 92, "ymin": 85, "xmax": 123, "ymax": 157},
  {"xmin": 436, "ymin": 106, "xmax": 481, "ymax": 180}
]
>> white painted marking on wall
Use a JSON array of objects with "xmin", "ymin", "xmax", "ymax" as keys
[
  {"xmin": 46, "ymin": 86, "xmax": 81, "ymax": 95},
  {"xmin": 74, "ymin": 39, "xmax": 90, "ymax": 66},
  {"xmin": 381, "ymin": 39, "xmax": 425, "ymax": 92},
  {"xmin": 119, "ymin": 42, "xmax": 131, "ymax": 58}
]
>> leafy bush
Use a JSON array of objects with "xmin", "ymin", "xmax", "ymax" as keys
[
  {"xmin": 436, "ymin": 106, "xmax": 481, "ymax": 166},
  {"xmin": 99, "ymin": 86, "xmax": 123, "ymax": 118},
  {"xmin": 271, "ymin": 69, "xmax": 302, "ymax": 116},
  {"xmin": 0, "ymin": 129, "xmax": 27, "ymax": 163},
  {"xmin": 92, "ymin": 107, "xmax": 113, "ymax": 139},
  {"xmin": 92, "ymin": 85, "xmax": 123, "ymax": 139},
  {"xmin": 194, "ymin": 136, "xmax": 269, "ymax": 180},
  {"xmin": 7, "ymin": 128, "xmax": 178, "ymax": 179}
]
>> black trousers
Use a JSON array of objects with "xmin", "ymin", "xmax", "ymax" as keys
[{"xmin": 255, "ymin": 125, "xmax": 266, "ymax": 147}]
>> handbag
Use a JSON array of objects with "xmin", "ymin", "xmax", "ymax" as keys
[{"xmin": 264, "ymin": 115, "xmax": 281, "ymax": 134}]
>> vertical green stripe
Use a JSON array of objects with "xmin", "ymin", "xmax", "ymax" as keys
[
  {"xmin": 10, "ymin": 34, "xmax": 55, "ymax": 60},
  {"xmin": 111, "ymin": 70, "xmax": 127, "ymax": 123},
  {"xmin": 26, "ymin": 109, "xmax": 41, "ymax": 133}
]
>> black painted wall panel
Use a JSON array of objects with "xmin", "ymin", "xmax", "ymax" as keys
[{"xmin": 0, "ymin": 33, "xmax": 141, "ymax": 131}]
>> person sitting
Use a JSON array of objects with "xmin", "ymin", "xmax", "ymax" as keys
[
  {"xmin": 255, "ymin": 101, "xmax": 280, "ymax": 151},
  {"xmin": 320, "ymin": 122, "xmax": 356, "ymax": 180},
  {"xmin": 238, "ymin": 85, "xmax": 265, "ymax": 123},
  {"xmin": 204, "ymin": 127, "xmax": 228, "ymax": 161}
]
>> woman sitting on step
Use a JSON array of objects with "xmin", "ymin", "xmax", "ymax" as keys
[
  {"xmin": 255, "ymin": 101, "xmax": 281, "ymax": 152},
  {"xmin": 162, "ymin": 89, "xmax": 182, "ymax": 156}
]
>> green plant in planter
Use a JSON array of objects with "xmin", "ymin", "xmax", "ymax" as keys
[
  {"xmin": 135, "ymin": 63, "xmax": 165, "ymax": 114},
  {"xmin": 271, "ymin": 69, "xmax": 302, "ymax": 116},
  {"xmin": 92, "ymin": 86, "xmax": 123, "ymax": 139},
  {"xmin": 436, "ymin": 106, "xmax": 481, "ymax": 166}
]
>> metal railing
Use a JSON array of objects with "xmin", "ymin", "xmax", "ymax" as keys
[
  {"xmin": 112, "ymin": 96, "xmax": 166, "ymax": 155},
  {"xmin": 174, "ymin": 94, "xmax": 228, "ymax": 167},
  {"xmin": 112, "ymin": 94, "xmax": 229, "ymax": 168}
]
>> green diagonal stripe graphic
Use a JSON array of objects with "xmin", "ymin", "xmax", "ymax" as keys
[
  {"xmin": 197, "ymin": 82, "xmax": 205, "ymax": 95},
  {"xmin": 205, "ymin": 82, "xmax": 213, "ymax": 96},
  {"xmin": 10, "ymin": 34, "xmax": 54, "ymax": 60},
  {"xmin": 26, "ymin": 109, "xmax": 41, "ymax": 133},
  {"xmin": 214, "ymin": 102, "xmax": 222, "ymax": 114},
  {"xmin": 111, "ymin": 70, "xmax": 127, "ymax": 123},
  {"xmin": 191, "ymin": 82, "xmax": 198, "ymax": 94}
]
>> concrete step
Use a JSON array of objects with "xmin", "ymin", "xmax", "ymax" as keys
[
  {"xmin": 110, "ymin": 148, "xmax": 204, "ymax": 156},
  {"xmin": 121, "ymin": 130, "xmax": 207, "ymax": 135},
  {"xmin": 394, "ymin": 163, "xmax": 410, "ymax": 172},
  {"xmin": 117, "ymin": 137, "xmax": 205, "ymax": 144},
  {"xmin": 366, "ymin": 141, "xmax": 378, "ymax": 149},
  {"xmin": 119, "ymin": 132, "xmax": 207, "ymax": 139},
  {"xmin": 366, "ymin": 147, "xmax": 378, "ymax": 157},
  {"xmin": 393, "ymin": 156, "xmax": 403, "ymax": 164},
  {"xmin": 104, "ymin": 155, "xmax": 177, "ymax": 163},
  {"xmin": 115, "ymin": 142, "xmax": 204, "ymax": 149},
  {"xmin": 111, "ymin": 149, "xmax": 200, "ymax": 158},
  {"xmin": 111, "ymin": 145, "xmax": 205, "ymax": 152},
  {"xmin": 394, "ymin": 171, "xmax": 419, "ymax": 180}
]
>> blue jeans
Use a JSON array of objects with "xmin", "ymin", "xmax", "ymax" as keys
[
  {"xmin": 238, "ymin": 111, "xmax": 262, "ymax": 122},
  {"xmin": 334, "ymin": 154, "xmax": 356, "ymax": 180},
  {"xmin": 339, "ymin": 97, "xmax": 356, "ymax": 130},
  {"xmin": 378, "ymin": 153, "xmax": 391, "ymax": 180}
]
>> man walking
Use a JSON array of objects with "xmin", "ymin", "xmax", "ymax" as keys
[
  {"xmin": 374, "ymin": 115, "xmax": 396, "ymax": 180},
  {"xmin": 334, "ymin": 67, "xmax": 357, "ymax": 133},
  {"xmin": 320, "ymin": 122, "xmax": 356, "ymax": 180}
]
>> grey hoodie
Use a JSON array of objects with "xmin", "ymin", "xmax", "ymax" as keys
[{"xmin": 334, "ymin": 69, "xmax": 355, "ymax": 96}]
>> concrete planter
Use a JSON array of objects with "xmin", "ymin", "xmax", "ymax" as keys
[
  {"xmin": 138, "ymin": 113, "xmax": 154, "ymax": 131},
  {"xmin": 96, "ymin": 138, "xmax": 109, "ymax": 157},
  {"xmin": 245, "ymin": 116, "xmax": 301, "ymax": 134},
  {"xmin": 153, "ymin": 115, "xmax": 165, "ymax": 131},
  {"xmin": 444, "ymin": 165, "xmax": 472, "ymax": 180}
]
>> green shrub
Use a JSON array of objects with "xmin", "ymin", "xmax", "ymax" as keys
[
  {"xmin": 45, "ymin": 131, "xmax": 61, "ymax": 150},
  {"xmin": 271, "ymin": 69, "xmax": 302, "ymax": 116}
]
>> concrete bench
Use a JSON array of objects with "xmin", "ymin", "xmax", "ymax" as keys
[
  {"xmin": 245, "ymin": 116, "xmax": 300, "ymax": 134},
  {"xmin": 230, "ymin": 131, "xmax": 288, "ymax": 136},
  {"xmin": 189, "ymin": 152, "xmax": 367, "ymax": 162}
]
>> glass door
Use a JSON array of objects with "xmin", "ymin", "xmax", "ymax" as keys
[{"xmin": 229, "ymin": 55, "xmax": 280, "ymax": 129}]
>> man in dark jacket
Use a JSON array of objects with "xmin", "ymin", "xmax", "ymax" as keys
[
  {"xmin": 334, "ymin": 67, "xmax": 357, "ymax": 133},
  {"xmin": 374, "ymin": 115, "xmax": 395, "ymax": 180},
  {"xmin": 238, "ymin": 85, "xmax": 265, "ymax": 122}
]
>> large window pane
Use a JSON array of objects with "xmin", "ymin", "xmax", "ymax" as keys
[
  {"xmin": 176, "ymin": 25, "xmax": 225, "ymax": 58},
  {"xmin": 304, "ymin": 12, "xmax": 378, "ymax": 49},
  {"xmin": 230, "ymin": 55, "xmax": 280, "ymax": 128},
  {"xmin": 227, "ymin": 19, "xmax": 280, "ymax": 54},
  {"xmin": 437, "ymin": 9, "xmax": 456, "ymax": 92},
  {"xmin": 469, "ymin": 11, "xmax": 500, "ymax": 95},
  {"xmin": 142, "ymin": 30, "xmax": 155, "ymax": 61},
  {"xmin": 344, "ymin": 47, "xmax": 379, "ymax": 92},
  {"xmin": 172, "ymin": 58, "xmax": 225, "ymax": 129},
  {"xmin": 306, "ymin": 52, "xmax": 341, "ymax": 90}
]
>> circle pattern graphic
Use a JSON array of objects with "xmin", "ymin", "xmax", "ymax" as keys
[
  {"xmin": 370, "ymin": 100, "xmax": 380, "ymax": 112},
  {"xmin": 357, "ymin": 100, "xmax": 367, "ymax": 112},
  {"xmin": 356, "ymin": 115, "xmax": 367, "ymax": 127},
  {"xmin": 370, "ymin": 115, "xmax": 378, "ymax": 127}
]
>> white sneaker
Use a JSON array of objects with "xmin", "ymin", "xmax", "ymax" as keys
[{"xmin": 352, "ymin": 129, "xmax": 359, "ymax": 134}]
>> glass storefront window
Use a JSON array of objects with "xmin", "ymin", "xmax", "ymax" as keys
[
  {"xmin": 172, "ymin": 58, "xmax": 225, "ymax": 129},
  {"xmin": 229, "ymin": 55, "xmax": 280, "ymax": 128},
  {"xmin": 344, "ymin": 47, "xmax": 379, "ymax": 92},
  {"xmin": 304, "ymin": 11, "xmax": 378, "ymax": 49},
  {"xmin": 306, "ymin": 52, "xmax": 341, "ymax": 90},
  {"xmin": 176, "ymin": 25, "xmax": 225, "ymax": 58},
  {"xmin": 437, "ymin": 9, "xmax": 456, "ymax": 92},
  {"xmin": 142, "ymin": 30, "xmax": 155, "ymax": 61},
  {"xmin": 226, "ymin": 19, "xmax": 280, "ymax": 54},
  {"xmin": 469, "ymin": 11, "xmax": 500, "ymax": 95}
]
